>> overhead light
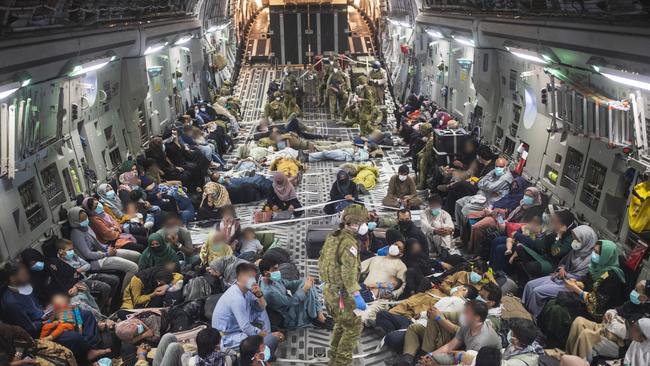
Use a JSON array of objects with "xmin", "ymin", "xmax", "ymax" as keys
[
  {"xmin": 425, "ymin": 29, "xmax": 444, "ymax": 39},
  {"xmin": 503, "ymin": 42, "xmax": 557, "ymax": 64},
  {"xmin": 0, "ymin": 82, "xmax": 21, "ymax": 100},
  {"xmin": 14, "ymin": 71, "xmax": 32, "ymax": 87},
  {"xmin": 452, "ymin": 35, "xmax": 475, "ymax": 47},
  {"xmin": 206, "ymin": 21, "xmax": 230, "ymax": 33},
  {"xmin": 144, "ymin": 41, "xmax": 168, "ymax": 55},
  {"xmin": 174, "ymin": 35, "xmax": 193, "ymax": 45},
  {"xmin": 69, "ymin": 53, "xmax": 116, "ymax": 77},
  {"xmin": 587, "ymin": 57, "xmax": 650, "ymax": 91}
]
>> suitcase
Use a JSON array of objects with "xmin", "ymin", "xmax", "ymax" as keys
[
  {"xmin": 306, "ymin": 224, "xmax": 337, "ymax": 259},
  {"xmin": 434, "ymin": 128, "xmax": 470, "ymax": 156}
]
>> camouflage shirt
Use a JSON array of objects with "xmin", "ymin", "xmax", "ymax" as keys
[{"xmin": 318, "ymin": 229, "xmax": 361, "ymax": 294}]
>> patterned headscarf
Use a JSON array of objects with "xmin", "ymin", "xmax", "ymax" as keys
[
  {"xmin": 588, "ymin": 240, "xmax": 625, "ymax": 282},
  {"xmin": 97, "ymin": 183, "xmax": 124, "ymax": 218},
  {"xmin": 272, "ymin": 172, "xmax": 297, "ymax": 201},
  {"xmin": 201, "ymin": 182, "xmax": 231, "ymax": 208}
]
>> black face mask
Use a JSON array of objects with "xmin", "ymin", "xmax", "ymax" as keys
[{"xmin": 398, "ymin": 220, "xmax": 411, "ymax": 229}]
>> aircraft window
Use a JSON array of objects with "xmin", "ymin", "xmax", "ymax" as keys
[
  {"xmin": 555, "ymin": 88, "xmax": 566, "ymax": 122},
  {"xmin": 81, "ymin": 74, "xmax": 98, "ymax": 108},
  {"xmin": 483, "ymin": 53, "xmax": 488, "ymax": 72},
  {"xmin": 509, "ymin": 69, "xmax": 517, "ymax": 91},
  {"xmin": 504, "ymin": 137, "xmax": 516, "ymax": 156},
  {"xmin": 523, "ymin": 87, "xmax": 537, "ymax": 129}
]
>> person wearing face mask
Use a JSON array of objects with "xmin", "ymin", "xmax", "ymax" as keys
[
  {"xmin": 563, "ymin": 279, "xmax": 650, "ymax": 361},
  {"xmin": 421, "ymin": 194, "xmax": 455, "ymax": 255},
  {"xmin": 383, "ymin": 165, "xmax": 423, "ymax": 209},
  {"xmin": 264, "ymin": 92, "xmax": 289, "ymax": 122},
  {"xmin": 240, "ymin": 335, "xmax": 273, "ymax": 366},
  {"xmin": 212, "ymin": 263, "xmax": 284, "ymax": 355},
  {"xmin": 138, "ymin": 232, "xmax": 180, "ymax": 271},
  {"xmin": 324, "ymin": 170, "xmax": 360, "ymax": 215},
  {"xmin": 496, "ymin": 319, "xmax": 544, "ymax": 366},
  {"xmin": 122, "ymin": 264, "xmax": 182, "ymax": 309},
  {"xmin": 419, "ymin": 300, "xmax": 501, "ymax": 365},
  {"xmin": 360, "ymin": 240, "xmax": 407, "ymax": 300},
  {"xmin": 67, "ymin": 207, "xmax": 139, "ymax": 289},
  {"xmin": 318, "ymin": 204, "xmax": 369, "ymax": 366},
  {"xmin": 521, "ymin": 223, "xmax": 597, "ymax": 318},
  {"xmin": 393, "ymin": 209, "xmax": 429, "ymax": 251},
  {"xmin": 258, "ymin": 258, "xmax": 330, "ymax": 330},
  {"xmin": 55, "ymin": 238, "xmax": 119, "ymax": 313},
  {"xmin": 83, "ymin": 196, "xmax": 145, "ymax": 252},
  {"xmin": 96, "ymin": 183, "xmax": 127, "ymax": 222},
  {"xmin": 326, "ymin": 66, "xmax": 351, "ymax": 119},
  {"xmin": 539, "ymin": 240, "xmax": 626, "ymax": 347},
  {"xmin": 454, "ymin": 158, "xmax": 514, "ymax": 234},
  {"xmin": 0, "ymin": 261, "xmax": 108, "ymax": 363}
]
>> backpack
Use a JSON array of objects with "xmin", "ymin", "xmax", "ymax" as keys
[
  {"xmin": 183, "ymin": 276, "xmax": 213, "ymax": 301},
  {"xmin": 629, "ymin": 181, "xmax": 650, "ymax": 233}
]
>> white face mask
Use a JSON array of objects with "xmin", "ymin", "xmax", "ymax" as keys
[
  {"xmin": 388, "ymin": 245, "xmax": 400, "ymax": 256},
  {"xmin": 13, "ymin": 284, "xmax": 34, "ymax": 296},
  {"xmin": 458, "ymin": 313, "xmax": 467, "ymax": 327},
  {"xmin": 398, "ymin": 175, "xmax": 408, "ymax": 182},
  {"xmin": 571, "ymin": 240, "xmax": 582, "ymax": 250},
  {"xmin": 357, "ymin": 223, "xmax": 369, "ymax": 236}
]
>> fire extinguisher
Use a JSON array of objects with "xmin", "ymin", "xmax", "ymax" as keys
[{"xmin": 514, "ymin": 143, "xmax": 528, "ymax": 175}]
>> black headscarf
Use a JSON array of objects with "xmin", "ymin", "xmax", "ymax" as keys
[
  {"xmin": 134, "ymin": 266, "xmax": 166, "ymax": 294},
  {"xmin": 385, "ymin": 229, "xmax": 405, "ymax": 246},
  {"xmin": 20, "ymin": 248, "xmax": 78, "ymax": 305},
  {"xmin": 403, "ymin": 238, "xmax": 433, "ymax": 277},
  {"xmin": 331, "ymin": 170, "xmax": 357, "ymax": 200}
]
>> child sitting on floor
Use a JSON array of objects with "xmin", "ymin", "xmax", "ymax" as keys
[
  {"xmin": 238, "ymin": 228, "xmax": 263, "ymax": 257},
  {"xmin": 40, "ymin": 294, "xmax": 83, "ymax": 341}
]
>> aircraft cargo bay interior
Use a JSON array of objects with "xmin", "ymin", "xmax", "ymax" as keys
[{"xmin": 0, "ymin": 1, "xmax": 650, "ymax": 366}]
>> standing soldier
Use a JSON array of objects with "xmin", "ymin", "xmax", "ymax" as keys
[
  {"xmin": 367, "ymin": 61, "xmax": 387, "ymax": 105},
  {"xmin": 218, "ymin": 80, "xmax": 233, "ymax": 97},
  {"xmin": 319, "ymin": 56, "xmax": 335, "ymax": 106},
  {"xmin": 416, "ymin": 122, "xmax": 434, "ymax": 189},
  {"xmin": 355, "ymin": 75, "xmax": 377, "ymax": 135},
  {"xmin": 318, "ymin": 204, "xmax": 369, "ymax": 366},
  {"xmin": 264, "ymin": 92, "xmax": 288, "ymax": 121},
  {"xmin": 327, "ymin": 67, "xmax": 351, "ymax": 120}
]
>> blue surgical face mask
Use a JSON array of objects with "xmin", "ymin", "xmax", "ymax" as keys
[
  {"xmin": 269, "ymin": 271, "xmax": 282, "ymax": 282},
  {"xmin": 31, "ymin": 261, "xmax": 45, "ymax": 272},
  {"xmin": 263, "ymin": 345, "xmax": 271, "ymax": 361},
  {"xmin": 450, "ymin": 286, "xmax": 460, "ymax": 294},
  {"xmin": 218, "ymin": 176, "xmax": 225, "ymax": 184},
  {"xmin": 95, "ymin": 202, "xmax": 104, "ymax": 214},
  {"xmin": 591, "ymin": 252, "xmax": 600, "ymax": 264},
  {"xmin": 97, "ymin": 358, "xmax": 113, "ymax": 366},
  {"xmin": 245, "ymin": 277, "xmax": 257, "ymax": 290},
  {"xmin": 521, "ymin": 196, "xmax": 534, "ymax": 206},
  {"xmin": 430, "ymin": 208, "xmax": 441, "ymax": 216},
  {"xmin": 136, "ymin": 323, "xmax": 145, "ymax": 334},
  {"xmin": 367, "ymin": 221, "xmax": 377, "ymax": 231},
  {"xmin": 494, "ymin": 167, "xmax": 505, "ymax": 176},
  {"xmin": 105, "ymin": 191, "xmax": 116, "ymax": 200},
  {"xmin": 469, "ymin": 271, "xmax": 482, "ymax": 284},
  {"xmin": 476, "ymin": 295, "xmax": 486, "ymax": 302},
  {"xmin": 630, "ymin": 290, "xmax": 642, "ymax": 305},
  {"xmin": 65, "ymin": 249, "xmax": 75, "ymax": 260},
  {"xmin": 79, "ymin": 219, "xmax": 90, "ymax": 227}
]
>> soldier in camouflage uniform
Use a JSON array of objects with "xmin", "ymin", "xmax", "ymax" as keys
[
  {"xmin": 319, "ymin": 56, "xmax": 335, "ymax": 106},
  {"xmin": 367, "ymin": 61, "xmax": 387, "ymax": 105},
  {"xmin": 340, "ymin": 99, "xmax": 361, "ymax": 127},
  {"xmin": 327, "ymin": 67, "xmax": 351, "ymax": 120},
  {"xmin": 416, "ymin": 122, "xmax": 434, "ymax": 189},
  {"xmin": 264, "ymin": 92, "xmax": 288, "ymax": 122},
  {"xmin": 218, "ymin": 80, "xmax": 232, "ymax": 96},
  {"xmin": 355, "ymin": 75, "xmax": 378, "ymax": 135},
  {"xmin": 318, "ymin": 204, "xmax": 369, "ymax": 366}
]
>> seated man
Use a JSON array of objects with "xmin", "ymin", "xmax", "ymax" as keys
[
  {"xmin": 455, "ymin": 157, "xmax": 513, "ymax": 226},
  {"xmin": 383, "ymin": 165, "xmax": 423, "ymax": 209},
  {"xmin": 212, "ymin": 262, "xmax": 284, "ymax": 356},
  {"xmin": 401, "ymin": 283, "xmax": 502, "ymax": 361},
  {"xmin": 258, "ymin": 258, "xmax": 330, "ymax": 330},
  {"xmin": 420, "ymin": 301, "xmax": 501, "ymax": 365},
  {"xmin": 393, "ymin": 209, "xmax": 429, "ymax": 251},
  {"xmin": 420, "ymin": 194, "xmax": 455, "ymax": 255}
]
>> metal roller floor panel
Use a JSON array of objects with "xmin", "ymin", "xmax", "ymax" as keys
[{"xmin": 192, "ymin": 65, "xmax": 402, "ymax": 364}]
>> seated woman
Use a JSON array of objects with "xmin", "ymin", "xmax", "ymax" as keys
[
  {"xmin": 539, "ymin": 240, "xmax": 626, "ymax": 347},
  {"xmin": 138, "ymin": 232, "xmax": 181, "ymax": 271},
  {"xmin": 265, "ymin": 172, "xmax": 303, "ymax": 217},
  {"xmin": 324, "ymin": 170, "xmax": 359, "ymax": 215},
  {"xmin": 219, "ymin": 205, "xmax": 241, "ymax": 250},
  {"xmin": 145, "ymin": 136, "xmax": 193, "ymax": 189},
  {"xmin": 122, "ymin": 264, "xmax": 183, "ymax": 309},
  {"xmin": 506, "ymin": 210, "xmax": 578, "ymax": 279},
  {"xmin": 564, "ymin": 280, "xmax": 649, "ymax": 362},
  {"xmin": 67, "ymin": 207, "xmax": 139, "ymax": 281},
  {"xmin": 401, "ymin": 238, "xmax": 435, "ymax": 298},
  {"xmin": 420, "ymin": 194, "xmax": 455, "ymax": 255},
  {"xmin": 197, "ymin": 181, "xmax": 232, "ymax": 221},
  {"xmin": 207, "ymin": 254, "xmax": 247, "ymax": 288},
  {"xmin": 522, "ymin": 224, "xmax": 598, "ymax": 318},
  {"xmin": 200, "ymin": 231, "xmax": 234, "ymax": 266},
  {"xmin": 467, "ymin": 186, "xmax": 544, "ymax": 255},
  {"xmin": 489, "ymin": 215, "xmax": 544, "ymax": 273},
  {"xmin": 382, "ymin": 165, "xmax": 422, "ymax": 209},
  {"xmin": 164, "ymin": 130, "xmax": 210, "ymax": 192},
  {"xmin": 83, "ymin": 196, "xmax": 145, "ymax": 252}
]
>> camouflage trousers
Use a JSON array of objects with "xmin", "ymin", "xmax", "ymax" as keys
[{"xmin": 324, "ymin": 287, "xmax": 362, "ymax": 366}]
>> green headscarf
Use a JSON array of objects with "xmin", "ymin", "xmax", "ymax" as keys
[
  {"xmin": 588, "ymin": 240, "xmax": 625, "ymax": 282},
  {"xmin": 138, "ymin": 232, "xmax": 180, "ymax": 270}
]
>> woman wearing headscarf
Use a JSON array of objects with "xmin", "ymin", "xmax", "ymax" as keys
[
  {"xmin": 467, "ymin": 186, "xmax": 544, "ymax": 254},
  {"xmin": 66, "ymin": 206, "xmax": 139, "ymax": 285},
  {"xmin": 138, "ymin": 232, "xmax": 180, "ymax": 271},
  {"xmin": 199, "ymin": 231, "xmax": 234, "ymax": 265},
  {"xmin": 207, "ymin": 254, "xmax": 247, "ymax": 287},
  {"xmin": 97, "ymin": 183, "xmax": 125, "ymax": 221},
  {"xmin": 522, "ymin": 224, "xmax": 598, "ymax": 318},
  {"xmin": 539, "ymin": 240, "xmax": 626, "ymax": 346},
  {"xmin": 623, "ymin": 318, "xmax": 650, "ymax": 366},
  {"xmin": 20, "ymin": 248, "xmax": 102, "ymax": 318},
  {"xmin": 401, "ymin": 238, "xmax": 434, "ymax": 298},
  {"xmin": 324, "ymin": 170, "xmax": 359, "ymax": 215},
  {"xmin": 122, "ymin": 265, "xmax": 183, "ymax": 309},
  {"xmin": 197, "ymin": 182, "xmax": 232, "ymax": 221},
  {"xmin": 512, "ymin": 209, "xmax": 578, "ymax": 279},
  {"xmin": 0, "ymin": 323, "xmax": 77, "ymax": 366},
  {"xmin": 266, "ymin": 172, "xmax": 303, "ymax": 217},
  {"xmin": 83, "ymin": 196, "xmax": 146, "ymax": 252}
]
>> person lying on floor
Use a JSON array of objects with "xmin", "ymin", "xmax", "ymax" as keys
[
  {"xmin": 307, "ymin": 143, "xmax": 370, "ymax": 163},
  {"xmin": 360, "ymin": 240, "xmax": 407, "ymax": 299},
  {"xmin": 258, "ymin": 258, "xmax": 331, "ymax": 330},
  {"xmin": 212, "ymin": 263, "xmax": 284, "ymax": 356},
  {"xmin": 382, "ymin": 165, "xmax": 423, "ymax": 209}
]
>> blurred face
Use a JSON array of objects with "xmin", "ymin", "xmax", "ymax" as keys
[
  {"xmin": 462, "ymin": 306, "xmax": 480, "ymax": 327},
  {"xmin": 126, "ymin": 203, "xmax": 139, "ymax": 214},
  {"xmin": 634, "ymin": 281, "xmax": 648, "ymax": 302},
  {"xmin": 237, "ymin": 269, "xmax": 257, "ymax": 288},
  {"xmin": 51, "ymin": 294, "xmax": 69, "ymax": 308},
  {"xmin": 550, "ymin": 214, "xmax": 565, "ymax": 234},
  {"xmin": 464, "ymin": 141, "xmax": 476, "ymax": 153},
  {"xmin": 79, "ymin": 211, "xmax": 88, "ymax": 222},
  {"xmin": 428, "ymin": 200, "xmax": 442, "ymax": 210},
  {"xmin": 243, "ymin": 230, "xmax": 255, "ymax": 240},
  {"xmin": 163, "ymin": 262, "xmax": 176, "ymax": 273},
  {"xmin": 164, "ymin": 217, "xmax": 183, "ymax": 229},
  {"xmin": 410, "ymin": 241, "xmax": 423, "ymax": 254},
  {"xmin": 479, "ymin": 288, "xmax": 495, "ymax": 308},
  {"xmin": 10, "ymin": 264, "xmax": 30, "ymax": 286},
  {"xmin": 630, "ymin": 322, "xmax": 647, "ymax": 343}
]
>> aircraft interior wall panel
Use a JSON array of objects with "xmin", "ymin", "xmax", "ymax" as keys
[
  {"xmin": 447, "ymin": 46, "xmax": 474, "ymax": 120},
  {"xmin": 145, "ymin": 52, "xmax": 175, "ymax": 133},
  {"xmin": 538, "ymin": 133, "xmax": 590, "ymax": 205},
  {"xmin": 120, "ymin": 58, "xmax": 149, "ymax": 154},
  {"xmin": 472, "ymin": 50, "xmax": 501, "ymax": 143}
]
